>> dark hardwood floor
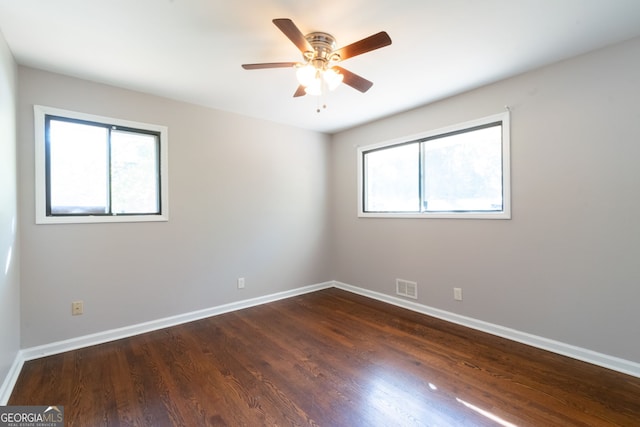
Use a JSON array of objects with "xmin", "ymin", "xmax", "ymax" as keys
[{"xmin": 9, "ymin": 288, "xmax": 640, "ymax": 426}]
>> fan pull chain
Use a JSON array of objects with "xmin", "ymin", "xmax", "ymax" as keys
[{"xmin": 316, "ymin": 87, "xmax": 328, "ymax": 113}]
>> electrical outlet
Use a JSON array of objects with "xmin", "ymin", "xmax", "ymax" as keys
[
  {"xmin": 454, "ymin": 288, "xmax": 463, "ymax": 301},
  {"xmin": 237, "ymin": 277, "xmax": 245, "ymax": 289},
  {"xmin": 72, "ymin": 301, "xmax": 84, "ymax": 315}
]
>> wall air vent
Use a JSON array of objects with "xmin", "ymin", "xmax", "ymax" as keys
[{"xmin": 396, "ymin": 279, "xmax": 418, "ymax": 299}]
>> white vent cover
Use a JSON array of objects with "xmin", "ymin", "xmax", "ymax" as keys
[{"xmin": 396, "ymin": 279, "xmax": 418, "ymax": 299}]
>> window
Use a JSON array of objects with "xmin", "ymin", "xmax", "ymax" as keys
[
  {"xmin": 34, "ymin": 105, "xmax": 169, "ymax": 224},
  {"xmin": 358, "ymin": 112, "xmax": 510, "ymax": 219}
]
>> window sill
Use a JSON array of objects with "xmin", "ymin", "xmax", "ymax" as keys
[
  {"xmin": 35, "ymin": 213, "xmax": 169, "ymax": 225},
  {"xmin": 358, "ymin": 211, "xmax": 511, "ymax": 219}
]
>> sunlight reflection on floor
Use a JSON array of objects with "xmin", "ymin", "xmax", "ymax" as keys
[
  {"xmin": 456, "ymin": 397, "xmax": 518, "ymax": 427},
  {"xmin": 364, "ymin": 366, "xmax": 519, "ymax": 426}
]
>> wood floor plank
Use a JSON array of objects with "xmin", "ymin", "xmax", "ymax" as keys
[{"xmin": 9, "ymin": 288, "xmax": 640, "ymax": 426}]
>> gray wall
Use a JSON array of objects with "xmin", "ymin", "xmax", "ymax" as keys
[
  {"xmin": 18, "ymin": 68, "xmax": 331, "ymax": 347},
  {"xmin": 331, "ymin": 37, "xmax": 640, "ymax": 363},
  {"xmin": 0, "ymin": 30, "xmax": 20, "ymax": 384},
  {"xmin": 11, "ymin": 36, "xmax": 640, "ymax": 366}
]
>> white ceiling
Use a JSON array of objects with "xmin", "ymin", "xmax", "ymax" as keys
[{"xmin": 2, "ymin": 0, "xmax": 640, "ymax": 134}]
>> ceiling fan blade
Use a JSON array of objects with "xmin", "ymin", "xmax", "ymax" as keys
[
  {"xmin": 242, "ymin": 62, "xmax": 297, "ymax": 70},
  {"xmin": 273, "ymin": 18, "xmax": 313, "ymax": 53},
  {"xmin": 333, "ymin": 66, "xmax": 373, "ymax": 93},
  {"xmin": 293, "ymin": 85, "xmax": 306, "ymax": 97},
  {"xmin": 333, "ymin": 31, "xmax": 391, "ymax": 60}
]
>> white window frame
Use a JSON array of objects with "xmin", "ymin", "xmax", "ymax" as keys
[
  {"xmin": 34, "ymin": 105, "xmax": 169, "ymax": 224},
  {"xmin": 357, "ymin": 112, "xmax": 511, "ymax": 219}
]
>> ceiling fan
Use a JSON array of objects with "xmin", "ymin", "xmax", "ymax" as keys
[{"xmin": 242, "ymin": 19, "xmax": 392, "ymax": 98}]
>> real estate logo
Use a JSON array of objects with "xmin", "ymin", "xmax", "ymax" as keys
[{"xmin": 0, "ymin": 406, "xmax": 63, "ymax": 427}]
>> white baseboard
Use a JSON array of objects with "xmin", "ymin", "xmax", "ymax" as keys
[
  {"xmin": 332, "ymin": 281, "xmax": 640, "ymax": 378},
  {"xmin": 20, "ymin": 281, "xmax": 334, "ymax": 362},
  {"xmin": 0, "ymin": 353, "xmax": 25, "ymax": 405},
  {"xmin": 0, "ymin": 281, "xmax": 333, "ymax": 404},
  {"xmin": 3, "ymin": 279, "xmax": 638, "ymax": 404}
]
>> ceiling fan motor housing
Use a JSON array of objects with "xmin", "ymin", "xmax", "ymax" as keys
[{"xmin": 304, "ymin": 32, "xmax": 339, "ymax": 64}]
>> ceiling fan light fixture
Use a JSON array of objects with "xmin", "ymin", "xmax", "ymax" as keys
[{"xmin": 299, "ymin": 67, "xmax": 343, "ymax": 96}]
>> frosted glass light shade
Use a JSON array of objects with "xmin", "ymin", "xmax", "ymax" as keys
[
  {"xmin": 296, "ymin": 64, "xmax": 317, "ymax": 87},
  {"xmin": 324, "ymin": 68, "xmax": 343, "ymax": 91}
]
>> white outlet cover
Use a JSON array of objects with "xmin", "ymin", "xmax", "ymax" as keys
[{"xmin": 72, "ymin": 301, "xmax": 83, "ymax": 315}]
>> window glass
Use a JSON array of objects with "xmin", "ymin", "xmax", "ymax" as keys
[
  {"xmin": 111, "ymin": 129, "xmax": 160, "ymax": 214},
  {"xmin": 49, "ymin": 119, "xmax": 109, "ymax": 214},
  {"xmin": 423, "ymin": 125, "xmax": 503, "ymax": 212},
  {"xmin": 364, "ymin": 143, "xmax": 420, "ymax": 212}
]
